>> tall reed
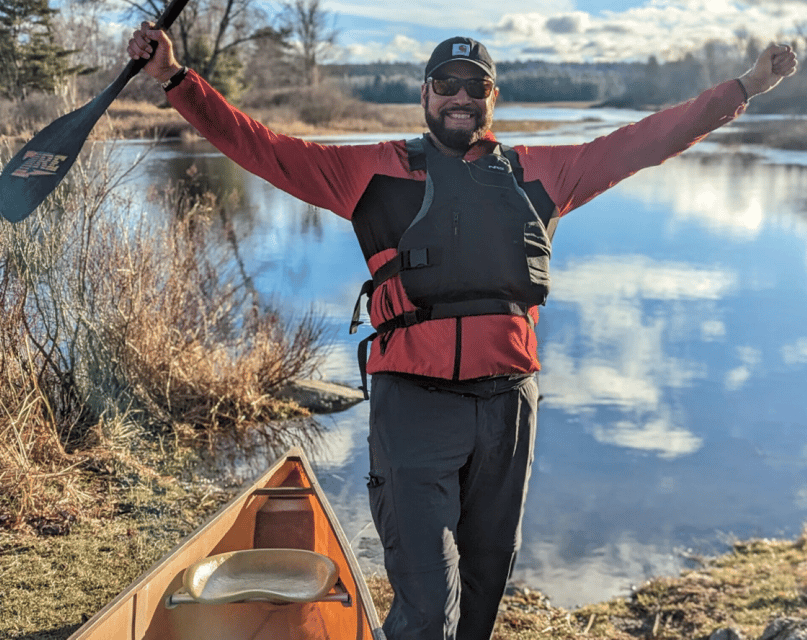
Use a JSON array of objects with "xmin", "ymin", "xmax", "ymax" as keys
[{"xmin": 0, "ymin": 143, "xmax": 329, "ymax": 531}]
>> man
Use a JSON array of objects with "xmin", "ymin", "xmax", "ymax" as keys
[{"xmin": 128, "ymin": 28, "xmax": 796, "ymax": 640}]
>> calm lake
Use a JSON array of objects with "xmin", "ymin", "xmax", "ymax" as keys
[{"xmin": 113, "ymin": 105, "xmax": 807, "ymax": 609}]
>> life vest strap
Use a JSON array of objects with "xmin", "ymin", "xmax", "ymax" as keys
[
  {"xmin": 372, "ymin": 248, "xmax": 440, "ymax": 288},
  {"xmin": 355, "ymin": 300, "xmax": 535, "ymax": 399},
  {"xmin": 350, "ymin": 279, "xmax": 374, "ymax": 334},
  {"xmin": 357, "ymin": 331, "xmax": 377, "ymax": 399},
  {"xmin": 407, "ymin": 135, "xmax": 525, "ymax": 182},
  {"xmin": 375, "ymin": 308, "xmax": 434, "ymax": 335},
  {"xmin": 351, "ymin": 246, "xmax": 443, "ymax": 337}
]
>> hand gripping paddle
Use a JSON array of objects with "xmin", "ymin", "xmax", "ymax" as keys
[{"xmin": 0, "ymin": 0, "xmax": 190, "ymax": 223}]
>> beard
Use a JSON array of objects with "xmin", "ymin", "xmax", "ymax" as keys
[{"xmin": 424, "ymin": 96, "xmax": 493, "ymax": 154}]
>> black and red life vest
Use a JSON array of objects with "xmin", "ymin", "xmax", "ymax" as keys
[{"xmin": 351, "ymin": 135, "xmax": 558, "ymax": 395}]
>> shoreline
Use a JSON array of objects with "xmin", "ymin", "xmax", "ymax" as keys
[
  {"xmin": 2, "ymin": 430, "xmax": 805, "ymax": 640},
  {"xmin": 2, "ymin": 99, "xmax": 805, "ymax": 152},
  {"xmin": 1, "ymin": 377, "xmax": 805, "ymax": 639}
]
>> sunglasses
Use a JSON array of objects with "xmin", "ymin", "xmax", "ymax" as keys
[{"xmin": 428, "ymin": 76, "xmax": 495, "ymax": 100}]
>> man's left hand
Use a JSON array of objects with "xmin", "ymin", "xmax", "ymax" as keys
[{"xmin": 739, "ymin": 43, "xmax": 798, "ymax": 99}]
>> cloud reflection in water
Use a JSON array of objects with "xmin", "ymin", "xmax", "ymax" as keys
[{"xmin": 543, "ymin": 255, "xmax": 737, "ymax": 458}]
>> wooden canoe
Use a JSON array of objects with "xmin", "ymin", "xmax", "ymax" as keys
[{"xmin": 67, "ymin": 447, "xmax": 384, "ymax": 640}]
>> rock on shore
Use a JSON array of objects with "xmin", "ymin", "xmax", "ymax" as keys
[
  {"xmin": 712, "ymin": 619, "xmax": 807, "ymax": 640},
  {"xmin": 277, "ymin": 379, "xmax": 365, "ymax": 414}
]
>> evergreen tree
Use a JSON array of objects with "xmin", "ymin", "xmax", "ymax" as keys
[
  {"xmin": 0, "ymin": 0, "xmax": 82, "ymax": 100},
  {"xmin": 186, "ymin": 35, "xmax": 246, "ymax": 101}
]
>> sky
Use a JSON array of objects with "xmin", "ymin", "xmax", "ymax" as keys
[{"xmin": 324, "ymin": 0, "xmax": 806, "ymax": 65}]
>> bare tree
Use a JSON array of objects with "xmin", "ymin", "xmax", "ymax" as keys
[
  {"xmin": 121, "ymin": 0, "xmax": 289, "ymax": 97},
  {"xmin": 52, "ymin": 0, "xmax": 118, "ymax": 69},
  {"xmin": 280, "ymin": 0, "xmax": 337, "ymax": 86}
]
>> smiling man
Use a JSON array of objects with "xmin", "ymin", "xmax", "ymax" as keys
[
  {"xmin": 128, "ymin": 29, "xmax": 797, "ymax": 640},
  {"xmin": 421, "ymin": 38, "xmax": 498, "ymax": 154}
]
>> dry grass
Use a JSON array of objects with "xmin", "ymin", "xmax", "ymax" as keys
[
  {"xmin": 0, "ymin": 143, "xmax": 329, "ymax": 534},
  {"xmin": 0, "ymin": 455, "xmax": 238, "ymax": 640}
]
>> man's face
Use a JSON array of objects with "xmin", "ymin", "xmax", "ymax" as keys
[{"xmin": 421, "ymin": 60, "xmax": 499, "ymax": 155}]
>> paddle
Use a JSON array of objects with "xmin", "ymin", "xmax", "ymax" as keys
[{"xmin": 0, "ymin": 0, "xmax": 190, "ymax": 223}]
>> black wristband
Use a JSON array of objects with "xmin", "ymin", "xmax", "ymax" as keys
[
  {"xmin": 162, "ymin": 66, "xmax": 188, "ymax": 92},
  {"xmin": 735, "ymin": 78, "xmax": 749, "ymax": 102}
]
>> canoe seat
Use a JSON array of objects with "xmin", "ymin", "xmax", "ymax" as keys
[{"xmin": 166, "ymin": 549, "xmax": 342, "ymax": 608}]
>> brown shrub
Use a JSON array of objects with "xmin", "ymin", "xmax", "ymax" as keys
[{"xmin": 0, "ymin": 144, "xmax": 329, "ymax": 531}]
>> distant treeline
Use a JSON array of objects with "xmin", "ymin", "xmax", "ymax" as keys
[
  {"xmin": 324, "ymin": 50, "xmax": 807, "ymax": 113},
  {"xmin": 325, "ymin": 58, "xmax": 705, "ymax": 106}
]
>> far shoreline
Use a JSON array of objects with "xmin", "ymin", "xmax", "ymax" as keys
[{"xmin": 1, "ymin": 98, "xmax": 805, "ymax": 152}]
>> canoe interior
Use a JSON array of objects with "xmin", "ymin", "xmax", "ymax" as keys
[{"xmin": 67, "ymin": 448, "xmax": 383, "ymax": 640}]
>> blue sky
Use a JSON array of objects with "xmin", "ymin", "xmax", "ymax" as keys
[{"xmin": 324, "ymin": 0, "xmax": 805, "ymax": 65}]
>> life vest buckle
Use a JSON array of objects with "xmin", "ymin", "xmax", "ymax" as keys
[
  {"xmin": 403, "ymin": 310, "xmax": 419, "ymax": 327},
  {"xmin": 406, "ymin": 248, "xmax": 429, "ymax": 269}
]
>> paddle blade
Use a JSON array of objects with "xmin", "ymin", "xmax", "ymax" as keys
[{"xmin": 0, "ymin": 108, "xmax": 98, "ymax": 222}]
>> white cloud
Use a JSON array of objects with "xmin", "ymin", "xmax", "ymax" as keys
[
  {"xmin": 328, "ymin": 0, "xmax": 572, "ymax": 33},
  {"xmin": 344, "ymin": 34, "xmax": 431, "ymax": 64},
  {"xmin": 328, "ymin": 0, "xmax": 806, "ymax": 64},
  {"xmin": 593, "ymin": 414, "xmax": 704, "ymax": 459},
  {"xmin": 701, "ymin": 320, "xmax": 727, "ymax": 341},
  {"xmin": 517, "ymin": 530, "xmax": 688, "ymax": 608},
  {"xmin": 724, "ymin": 345, "xmax": 761, "ymax": 391},
  {"xmin": 795, "ymin": 486, "xmax": 807, "ymax": 511},
  {"xmin": 545, "ymin": 12, "xmax": 591, "ymax": 35},
  {"xmin": 480, "ymin": 0, "xmax": 804, "ymax": 63},
  {"xmin": 551, "ymin": 255, "xmax": 737, "ymax": 303},
  {"xmin": 617, "ymin": 156, "xmax": 807, "ymax": 241},
  {"xmin": 782, "ymin": 337, "xmax": 807, "ymax": 365}
]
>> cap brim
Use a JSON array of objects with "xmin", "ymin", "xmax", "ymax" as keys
[{"xmin": 427, "ymin": 59, "xmax": 495, "ymax": 80}]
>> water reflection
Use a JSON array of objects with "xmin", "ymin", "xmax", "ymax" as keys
[
  {"xmin": 545, "ymin": 256, "xmax": 738, "ymax": 459},
  {"xmin": 616, "ymin": 154, "xmax": 807, "ymax": 238},
  {"xmin": 119, "ymin": 131, "xmax": 807, "ymax": 608},
  {"xmin": 521, "ymin": 144, "xmax": 807, "ymax": 604}
]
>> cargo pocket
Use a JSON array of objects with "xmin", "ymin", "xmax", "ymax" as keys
[
  {"xmin": 524, "ymin": 221, "xmax": 551, "ymax": 295},
  {"xmin": 367, "ymin": 471, "xmax": 398, "ymax": 566}
]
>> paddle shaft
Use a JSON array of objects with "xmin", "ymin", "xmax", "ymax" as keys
[{"xmin": 0, "ymin": 0, "xmax": 190, "ymax": 223}]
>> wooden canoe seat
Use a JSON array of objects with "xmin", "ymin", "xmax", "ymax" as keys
[{"xmin": 165, "ymin": 549, "xmax": 341, "ymax": 608}]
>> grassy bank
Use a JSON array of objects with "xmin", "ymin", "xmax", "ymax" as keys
[
  {"xmin": 2, "ymin": 447, "xmax": 805, "ymax": 640},
  {"xmin": 710, "ymin": 119, "xmax": 807, "ymax": 151},
  {"xmin": 106, "ymin": 97, "xmax": 807, "ymax": 151},
  {"xmin": 0, "ymin": 94, "xmax": 432, "ymax": 145},
  {"xmin": 108, "ymin": 97, "xmax": 807, "ymax": 151},
  {"xmin": 0, "ymin": 443, "xmax": 239, "ymax": 639}
]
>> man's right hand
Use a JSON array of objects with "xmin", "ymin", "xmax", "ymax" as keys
[
  {"xmin": 738, "ymin": 43, "xmax": 798, "ymax": 99},
  {"xmin": 127, "ymin": 21, "xmax": 183, "ymax": 84}
]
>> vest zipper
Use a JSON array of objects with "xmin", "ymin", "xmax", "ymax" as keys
[{"xmin": 452, "ymin": 317, "xmax": 462, "ymax": 380}]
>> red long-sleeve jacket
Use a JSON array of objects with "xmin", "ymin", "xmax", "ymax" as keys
[{"xmin": 167, "ymin": 70, "xmax": 747, "ymax": 381}]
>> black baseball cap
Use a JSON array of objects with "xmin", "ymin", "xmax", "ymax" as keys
[{"xmin": 424, "ymin": 37, "xmax": 496, "ymax": 81}]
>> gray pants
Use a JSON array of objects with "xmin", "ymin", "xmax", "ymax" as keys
[{"xmin": 367, "ymin": 373, "xmax": 538, "ymax": 640}]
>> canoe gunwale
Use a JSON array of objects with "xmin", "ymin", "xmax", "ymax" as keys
[{"xmin": 65, "ymin": 446, "xmax": 384, "ymax": 639}]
